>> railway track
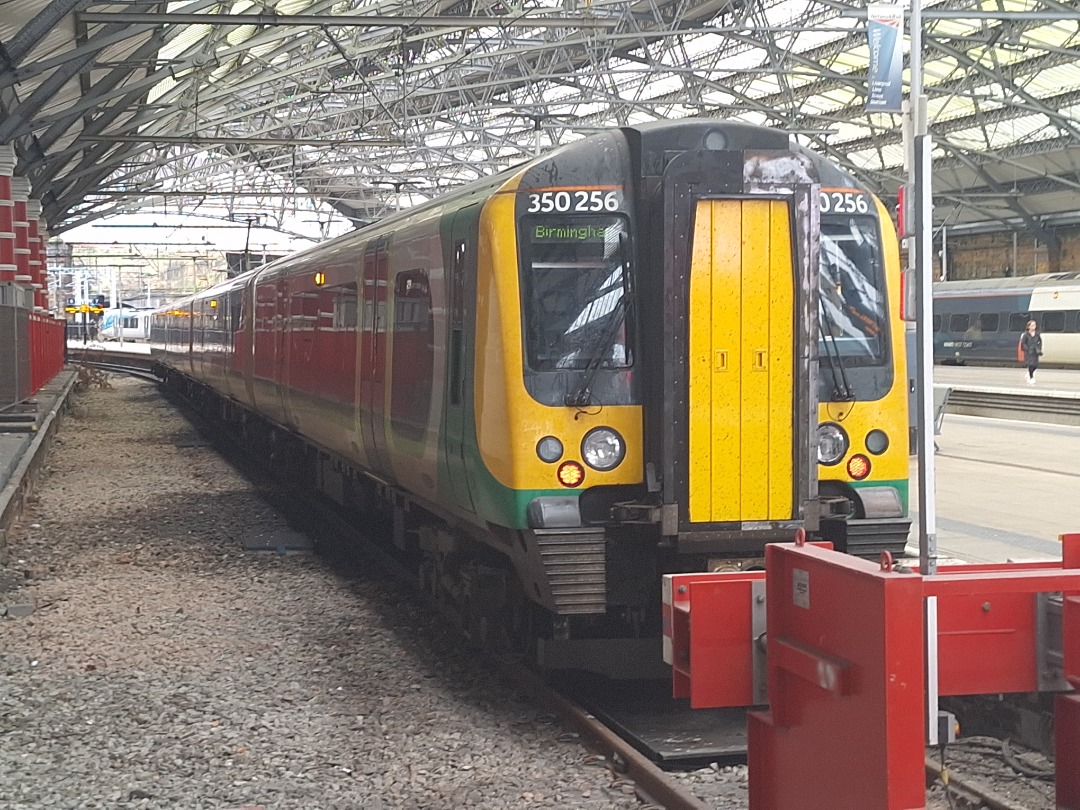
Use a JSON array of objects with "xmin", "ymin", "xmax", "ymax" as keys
[{"xmin": 149, "ymin": 377, "xmax": 712, "ymax": 810}]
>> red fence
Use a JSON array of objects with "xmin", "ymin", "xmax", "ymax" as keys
[{"xmin": 29, "ymin": 311, "xmax": 65, "ymax": 395}]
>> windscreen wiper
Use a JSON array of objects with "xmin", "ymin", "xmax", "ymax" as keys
[
  {"xmin": 565, "ymin": 236, "xmax": 634, "ymax": 408},
  {"xmin": 819, "ymin": 299, "xmax": 855, "ymax": 402},
  {"xmin": 564, "ymin": 292, "xmax": 632, "ymax": 407}
]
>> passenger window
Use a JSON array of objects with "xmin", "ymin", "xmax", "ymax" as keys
[
  {"xmin": 979, "ymin": 313, "xmax": 999, "ymax": 332},
  {"xmin": 1043, "ymin": 311, "xmax": 1065, "ymax": 332},
  {"xmin": 949, "ymin": 313, "xmax": 969, "ymax": 332},
  {"xmin": 1068, "ymin": 312, "xmax": 1080, "ymax": 333},
  {"xmin": 1008, "ymin": 313, "xmax": 1029, "ymax": 332},
  {"xmin": 932, "ymin": 314, "xmax": 942, "ymax": 332}
]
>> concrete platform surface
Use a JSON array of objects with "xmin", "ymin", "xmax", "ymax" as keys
[
  {"xmin": 0, "ymin": 371, "xmax": 77, "ymax": 562},
  {"xmin": 911, "ymin": 413, "xmax": 1078, "ymax": 564},
  {"xmin": 935, "ymin": 364, "xmax": 1080, "ymax": 394}
]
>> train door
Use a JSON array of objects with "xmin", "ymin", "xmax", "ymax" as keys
[
  {"xmin": 274, "ymin": 276, "xmax": 292, "ymax": 425},
  {"xmin": 655, "ymin": 149, "xmax": 818, "ymax": 540},
  {"xmin": 241, "ymin": 284, "xmax": 256, "ymax": 406},
  {"xmin": 440, "ymin": 207, "xmax": 478, "ymax": 513},
  {"xmin": 184, "ymin": 301, "xmax": 195, "ymax": 379},
  {"xmin": 686, "ymin": 198, "xmax": 795, "ymax": 523},
  {"xmin": 360, "ymin": 238, "xmax": 390, "ymax": 477}
]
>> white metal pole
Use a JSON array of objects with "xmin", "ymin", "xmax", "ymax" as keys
[
  {"xmin": 915, "ymin": 135, "xmax": 936, "ymax": 577},
  {"xmin": 909, "ymin": 0, "xmax": 941, "ymax": 748},
  {"xmin": 910, "ymin": 0, "xmax": 935, "ymax": 575}
]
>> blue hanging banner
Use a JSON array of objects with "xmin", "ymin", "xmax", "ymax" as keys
[{"xmin": 866, "ymin": 4, "xmax": 905, "ymax": 112}]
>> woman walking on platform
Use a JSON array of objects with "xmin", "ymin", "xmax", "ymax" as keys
[{"xmin": 1020, "ymin": 319, "xmax": 1043, "ymax": 384}]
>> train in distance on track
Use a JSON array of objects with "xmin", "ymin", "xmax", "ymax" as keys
[
  {"xmin": 98, "ymin": 306, "xmax": 153, "ymax": 342},
  {"xmin": 150, "ymin": 119, "xmax": 910, "ymax": 676},
  {"xmin": 934, "ymin": 273, "xmax": 1080, "ymax": 367}
]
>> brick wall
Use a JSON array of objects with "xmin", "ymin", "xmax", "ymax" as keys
[{"xmin": 933, "ymin": 225, "xmax": 1080, "ymax": 281}]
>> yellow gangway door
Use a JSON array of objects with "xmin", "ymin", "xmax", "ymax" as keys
[{"xmin": 687, "ymin": 198, "xmax": 795, "ymax": 523}]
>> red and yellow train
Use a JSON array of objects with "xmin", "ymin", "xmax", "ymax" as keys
[{"xmin": 152, "ymin": 119, "xmax": 910, "ymax": 674}]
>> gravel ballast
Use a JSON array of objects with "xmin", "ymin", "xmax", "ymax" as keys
[
  {"xmin": 0, "ymin": 379, "xmax": 653, "ymax": 809},
  {"xmin": 2, "ymin": 375, "xmax": 1055, "ymax": 810}
]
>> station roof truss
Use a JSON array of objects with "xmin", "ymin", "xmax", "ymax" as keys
[{"xmin": 3, "ymin": 0, "xmax": 1080, "ymax": 245}]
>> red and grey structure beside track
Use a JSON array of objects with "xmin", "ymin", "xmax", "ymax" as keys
[
  {"xmin": 0, "ymin": 143, "xmax": 65, "ymax": 411},
  {"xmin": 664, "ymin": 529, "xmax": 1080, "ymax": 809}
]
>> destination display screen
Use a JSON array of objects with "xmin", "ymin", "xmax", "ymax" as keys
[
  {"xmin": 530, "ymin": 222, "xmax": 617, "ymax": 243},
  {"xmin": 518, "ymin": 215, "xmax": 632, "ymax": 372}
]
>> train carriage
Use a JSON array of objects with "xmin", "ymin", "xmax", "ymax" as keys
[
  {"xmin": 934, "ymin": 274, "xmax": 1080, "ymax": 367},
  {"xmin": 99, "ymin": 307, "xmax": 153, "ymax": 342},
  {"xmin": 151, "ymin": 120, "xmax": 910, "ymax": 674}
]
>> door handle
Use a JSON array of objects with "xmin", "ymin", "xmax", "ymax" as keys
[
  {"xmin": 714, "ymin": 350, "xmax": 728, "ymax": 372},
  {"xmin": 753, "ymin": 349, "xmax": 767, "ymax": 370}
]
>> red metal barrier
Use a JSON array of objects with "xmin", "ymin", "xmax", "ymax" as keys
[
  {"xmin": 747, "ymin": 541, "xmax": 926, "ymax": 810},
  {"xmin": 664, "ymin": 569, "xmax": 767, "ymax": 708},
  {"xmin": 666, "ymin": 533, "xmax": 1080, "ymax": 809},
  {"xmin": 28, "ymin": 311, "xmax": 65, "ymax": 394}
]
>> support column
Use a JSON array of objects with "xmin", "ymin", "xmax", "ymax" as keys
[
  {"xmin": 37, "ymin": 220, "xmax": 50, "ymax": 312},
  {"xmin": 26, "ymin": 198, "xmax": 44, "ymax": 311},
  {"xmin": 11, "ymin": 176, "xmax": 32, "ymax": 288},
  {"xmin": 0, "ymin": 145, "xmax": 14, "ymax": 284}
]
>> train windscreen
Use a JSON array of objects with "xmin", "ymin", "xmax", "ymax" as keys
[
  {"xmin": 519, "ymin": 216, "xmax": 632, "ymax": 372},
  {"xmin": 819, "ymin": 215, "xmax": 888, "ymax": 365}
]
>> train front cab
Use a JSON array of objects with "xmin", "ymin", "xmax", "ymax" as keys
[{"xmin": 502, "ymin": 124, "xmax": 910, "ymax": 651}]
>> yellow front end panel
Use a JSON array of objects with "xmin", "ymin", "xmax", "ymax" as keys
[{"xmin": 688, "ymin": 199, "xmax": 795, "ymax": 523}]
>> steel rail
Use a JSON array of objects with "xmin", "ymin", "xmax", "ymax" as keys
[
  {"xmin": 506, "ymin": 661, "xmax": 710, "ymax": 810},
  {"xmin": 925, "ymin": 755, "xmax": 1040, "ymax": 810},
  {"xmin": 150, "ymin": 371, "xmax": 709, "ymax": 809}
]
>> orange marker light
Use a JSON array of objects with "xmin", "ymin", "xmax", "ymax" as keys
[
  {"xmin": 847, "ymin": 454, "xmax": 871, "ymax": 480},
  {"xmin": 314, "ymin": 271, "xmax": 326, "ymax": 286},
  {"xmin": 557, "ymin": 461, "xmax": 585, "ymax": 487}
]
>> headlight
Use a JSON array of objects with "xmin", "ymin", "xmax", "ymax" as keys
[
  {"xmin": 817, "ymin": 423, "xmax": 848, "ymax": 466},
  {"xmin": 581, "ymin": 427, "xmax": 625, "ymax": 471},
  {"xmin": 536, "ymin": 436, "xmax": 563, "ymax": 463}
]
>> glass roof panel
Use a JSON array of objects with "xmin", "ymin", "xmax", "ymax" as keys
[{"xmin": 9, "ymin": 0, "xmax": 1080, "ymax": 237}]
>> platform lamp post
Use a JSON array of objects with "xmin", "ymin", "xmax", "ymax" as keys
[
  {"xmin": 113, "ymin": 265, "xmax": 125, "ymax": 348},
  {"xmin": 865, "ymin": 0, "xmax": 940, "ymax": 746},
  {"xmin": 908, "ymin": 0, "xmax": 935, "ymax": 581},
  {"xmin": 904, "ymin": 0, "xmax": 948, "ymax": 750},
  {"xmin": 240, "ymin": 215, "xmax": 262, "ymax": 275}
]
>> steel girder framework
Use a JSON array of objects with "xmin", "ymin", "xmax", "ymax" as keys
[{"xmin": 2, "ymin": 0, "xmax": 1080, "ymax": 241}]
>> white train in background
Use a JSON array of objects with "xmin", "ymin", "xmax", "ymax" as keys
[
  {"xmin": 934, "ymin": 272, "xmax": 1080, "ymax": 366},
  {"xmin": 98, "ymin": 307, "xmax": 154, "ymax": 342}
]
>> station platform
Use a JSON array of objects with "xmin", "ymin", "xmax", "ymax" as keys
[
  {"xmin": 911, "ymin": 413, "xmax": 1078, "ymax": 564},
  {"xmin": 912, "ymin": 364, "xmax": 1080, "ymax": 564},
  {"xmin": 935, "ymin": 364, "xmax": 1080, "ymax": 392},
  {"xmin": 935, "ymin": 364, "xmax": 1080, "ymax": 393},
  {"xmin": 0, "ymin": 369, "xmax": 77, "ymax": 563},
  {"xmin": 66, "ymin": 339, "xmax": 151, "ymax": 355}
]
